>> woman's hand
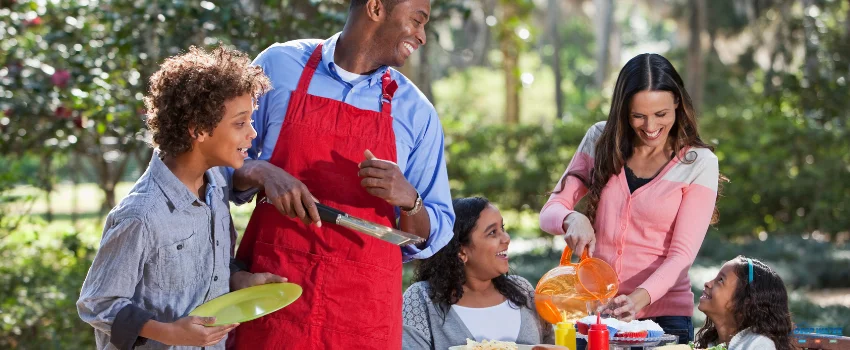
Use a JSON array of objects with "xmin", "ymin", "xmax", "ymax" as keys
[
  {"xmin": 598, "ymin": 289, "xmax": 651, "ymax": 322},
  {"xmin": 563, "ymin": 212, "xmax": 596, "ymax": 257}
]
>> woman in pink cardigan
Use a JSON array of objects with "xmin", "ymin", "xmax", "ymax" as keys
[{"xmin": 539, "ymin": 54, "xmax": 720, "ymax": 345}]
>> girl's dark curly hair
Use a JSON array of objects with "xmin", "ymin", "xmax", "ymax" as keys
[
  {"xmin": 412, "ymin": 197, "xmax": 531, "ymax": 317},
  {"xmin": 695, "ymin": 256, "xmax": 794, "ymax": 350},
  {"xmin": 145, "ymin": 44, "xmax": 271, "ymax": 158}
]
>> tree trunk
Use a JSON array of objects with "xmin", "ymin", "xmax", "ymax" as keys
[
  {"xmin": 103, "ymin": 186, "xmax": 116, "ymax": 212},
  {"xmin": 801, "ymin": 0, "xmax": 821, "ymax": 120},
  {"xmin": 71, "ymin": 154, "xmax": 79, "ymax": 224},
  {"xmin": 548, "ymin": 0, "xmax": 564, "ymax": 120},
  {"xmin": 39, "ymin": 154, "xmax": 54, "ymax": 222},
  {"xmin": 801, "ymin": 0, "xmax": 819, "ymax": 82},
  {"xmin": 499, "ymin": 1, "xmax": 520, "ymax": 125},
  {"xmin": 686, "ymin": 0, "xmax": 707, "ymax": 110},
  {"xmin": 610, "ymin": 2, "xmax": 626, "ymax": 71},
  {"xmin": 417, "ymin": 40, "xmax": 433, "ymax": 103},
  {"xmin": 847, "ymin": 0, "xmax": 850, "ymax": 38},
  {"xmin": 502, "ymin": 42, "xmax": 520, "ymax": 125},
  {"xmin": 135, "ymin": 147, "xmax": 153, "ymax": 174},
  {"xmin": 92, "ymin": 148, "xmax": 131, "ymax": 213},
  {"xmin": 594, "ymin": 0, "xmax": 613, "ymax": 88}
]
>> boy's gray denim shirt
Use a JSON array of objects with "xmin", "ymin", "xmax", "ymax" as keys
[{"xmin": 77, "ymin": 152, "xmax": 235, "ymax": 350}]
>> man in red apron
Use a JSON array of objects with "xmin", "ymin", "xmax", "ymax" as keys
[{"xmin": 226, "ymin": 0, "xmax": 455, "ymax": 348}]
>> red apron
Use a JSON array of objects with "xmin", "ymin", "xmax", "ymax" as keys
[{"xmin": 233, "ymin": 44, "xmax": 403, "ymax": 349}]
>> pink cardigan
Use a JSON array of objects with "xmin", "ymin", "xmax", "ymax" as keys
[{"xmin": 539, "ymin": 122, "xmax": 718, "ymax": 318}]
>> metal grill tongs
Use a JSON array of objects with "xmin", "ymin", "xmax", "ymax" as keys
[{"xmin": 261, "ymin": 197, "xmax": 425, "ymax": 246}]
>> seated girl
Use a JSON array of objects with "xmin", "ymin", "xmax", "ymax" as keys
[
  {"xmin": 402, "ymin": 197, "xmax": 554, "ymax": 349},
  {"xmin": 694, "ymin": 255, "xmax": 794, "ymax": 350}
]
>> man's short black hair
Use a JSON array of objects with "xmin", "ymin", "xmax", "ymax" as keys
[{"xmin": 349, "ymin": 0, "xmax": 405, "ymax": 12}]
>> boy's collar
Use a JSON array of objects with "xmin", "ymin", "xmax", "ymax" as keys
[{"xmin": 148, "ymin": 149, "xmax": 218, "ymax": 212}]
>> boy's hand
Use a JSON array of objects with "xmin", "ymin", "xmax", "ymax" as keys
[
  {"xmin": 164, "ymin": 316, "xmax": 238, "ymax": 346},
  {"xmin": 230, "ymin": 271, "xmax": 287, "ymax": 291}
]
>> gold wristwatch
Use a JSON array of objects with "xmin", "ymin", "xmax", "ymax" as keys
[{"xmin": 401, "ymin": 191, "xmax": 423, "ymax": 216}]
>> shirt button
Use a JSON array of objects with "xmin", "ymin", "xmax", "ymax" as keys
[
  {"xmin": 216, "ymin": 240, "xmax": 220, "ymax": 246},
  {"xmin": 618, "ymin": 249, "xmax": 623, "ymax": 255},
  {"xmin": 176, "ymin": 244, "xmax": 183, "ymax": 250},
  {"xmin": 214, "ymin": 276, "xmax": 219, "ymax": 282}
]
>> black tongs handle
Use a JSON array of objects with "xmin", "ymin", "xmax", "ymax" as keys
[{"xmin": 315, "ymin": 202, "xmax": 347, "ymax": 223}]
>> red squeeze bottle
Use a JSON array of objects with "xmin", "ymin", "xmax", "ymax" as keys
[{"xmin": 588, "ymin": 314, "xmax": 610, "ymax": 350}]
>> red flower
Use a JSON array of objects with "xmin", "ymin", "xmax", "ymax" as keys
[
  {"xmin": 52, "ymin": 69, "xmax": 71, "ymax": 88},
  {"xmin": 24, "ymin": 16, "xmax": 41, "ymax": 27},
  {"xmin": 73, "ymin": 115, "xmax": 85, "ymax": 129},
  {"xmin": 55, "ymin": 105, "xmax": 72, "ymax": 119}
]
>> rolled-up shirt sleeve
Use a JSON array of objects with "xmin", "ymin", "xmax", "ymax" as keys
[
  {"xmin": 224, "ymin": 166, "xmax": 260, "ymax": 205},
  {"xmin": 77, "ymin": 217, "xmax": 153, "ymax": 349},
  {"xmin": 400, "ymin": 109, "xmax": 455, "ymax": 262}
]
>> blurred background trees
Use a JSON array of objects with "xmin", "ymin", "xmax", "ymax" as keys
[{"xmin": 2, "ymin": 0, "xmax": 849, "ymax": 347}]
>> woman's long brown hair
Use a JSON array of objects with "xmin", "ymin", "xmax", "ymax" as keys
[{"xmin": 556, "ymin": 54, "xmax": 723, "ymax": 225}]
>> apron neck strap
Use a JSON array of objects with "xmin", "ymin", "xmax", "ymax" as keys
[
  {"xmin": 295, "ymin": 43, "xmax": 325, "ymax": 93},
  {"xmin": 380, "ymin": 70, "xmax": 398, "ymax": 115},
  {"xmin": 296, "ymin": 43, "xmax": 397, "ymax": 115}
]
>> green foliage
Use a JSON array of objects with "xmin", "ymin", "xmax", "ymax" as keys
[
  {"xmin": 444, "ymin": 121, "xmax": 588, "ymax": 216},
  {"xmin": 696, "ymin": 235, "xmax": 850, "ymax": 290},
  {"xmin": 789, "ymin": 296, "xmax": 850, "ymax": 337},
  {"xmin": 698, "ymin": 1, "xmax": 850, "ymax": 239},
  {"xmin": 0, "ymin": 225, "xmax": 95, "ymax": 349}
]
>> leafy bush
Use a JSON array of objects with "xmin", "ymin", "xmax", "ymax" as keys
[
  {"xmin": 0, "ymin": 227, "xmax": 95, "ymax": 349},
  {"xmin": 696, "ymin": 235, "xmax": 850, "ymax": 290}
]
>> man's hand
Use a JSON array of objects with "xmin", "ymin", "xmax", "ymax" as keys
[
  {"xmin": 358, "ymin": 149, "xmax": 417, "ymax": 208},
  {"xmin": 230, "ymin": 271, "xmax": 287, "ymax": 291},
  {"xmin": 150, "ymin": 316, "xmax": 238, "ymax": 347},
  {"xmin": 261, "ymin": 165, "xmax": 321, "ymax": 226}
]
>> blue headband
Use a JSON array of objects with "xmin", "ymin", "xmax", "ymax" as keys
[{"xmin": 747, "ymin": 258, "xmax": 754, "ymax": 284}]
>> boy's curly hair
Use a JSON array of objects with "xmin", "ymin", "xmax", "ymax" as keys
[{"xmin": 144, "ymin": 44, "xmax": 271, "ymax": 158}]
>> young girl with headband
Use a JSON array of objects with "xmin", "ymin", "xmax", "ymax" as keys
[{"xmin": 694, "ymin": 255, "xmax": 795, "ymax": 350}]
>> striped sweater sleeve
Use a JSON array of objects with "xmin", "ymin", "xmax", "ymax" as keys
[
  {"xmin": 539, "ymin": 122, "xmax": 604, "ymax": 235},
  {"xmin": 638, "ymin": 152, "xmax": 719, "ymax": 303}
]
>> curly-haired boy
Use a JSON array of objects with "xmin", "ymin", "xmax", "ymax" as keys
[{"xmin": 77, "ymin": 45, "xmax": 284, "ymax": 350}]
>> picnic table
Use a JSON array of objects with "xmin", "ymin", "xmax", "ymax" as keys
[{"xmin": 793, "ymin": 333, "xmax": 850, "ymax": 350}]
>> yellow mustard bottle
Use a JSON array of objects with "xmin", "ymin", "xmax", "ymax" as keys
[{"xmin": 555, "ymin": 321, "xmax": 577, "ymax": 350}]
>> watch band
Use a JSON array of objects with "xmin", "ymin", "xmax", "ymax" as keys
[{"xmin": 402, "ymin": 192, "xmax": 423, "ymax": 216}]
